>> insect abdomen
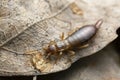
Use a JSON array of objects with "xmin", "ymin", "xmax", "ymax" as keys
[
  {"xmin": 66, "ymin": 26, "xmax": 96, "ymax": 46},
  {"xmin": 66, "ymin": 19, "xmax": 103, "ymax": 47}
]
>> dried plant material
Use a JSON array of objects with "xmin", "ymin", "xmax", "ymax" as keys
[
  {"xmin": 32, "ymin": 53, "xmax": 53, "ymax": 73},
  {"xmin": 0, "ymin": 0, "xmax": 120, "ymax": 76},
  {"xmin": 69, "ymin": 2, "xmax": 83, "ymax": 15}
]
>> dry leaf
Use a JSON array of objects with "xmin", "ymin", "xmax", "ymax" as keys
[{"xmin": 0, "ymin": 0, "xmax": 119, "ymax": 75}]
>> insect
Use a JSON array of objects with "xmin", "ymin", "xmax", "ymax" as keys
[{"xmin": 43, "ymin": 19, "xmax": 103, "ymax": 58}]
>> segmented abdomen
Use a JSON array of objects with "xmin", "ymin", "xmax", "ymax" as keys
[{"xmin": 66, "ymin": 25, "xmax": 96, "ymax": 47}]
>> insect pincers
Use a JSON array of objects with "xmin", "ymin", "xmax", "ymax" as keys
[{"xmin": 43, "ymin": 19, "xmax": 103, "ymax": 58}]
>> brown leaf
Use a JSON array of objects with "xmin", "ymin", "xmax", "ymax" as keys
[{"xmin": 0, "ymin": 0, "xmax": 119, "ymax": 75}]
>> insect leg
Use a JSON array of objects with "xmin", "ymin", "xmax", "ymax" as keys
[
  {"xmin": 65, "ymin": 50, "xmax": 75, "ymax": 63},
  {"xmin": 59, "ymin": 32, "xmax": 65, "ymax": 40},
  {"xmin": 78, "ymin": 44, "xmax": 89, "ymax": 49},
  {"xmin": 67, "ymin": 50, "xmax": 75, "ymax": 56},
  {"xmin": 54, "ymin": 52, "xmax": 63, "ymax": 64},
  {"xmin": 49, "ymin": 40, "xmax": 56, "ymax": 45},
  {"xmin": 45, "ymin": 53, "xmax": 52, "ymax": 59}
]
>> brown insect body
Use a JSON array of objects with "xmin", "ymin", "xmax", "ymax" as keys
[{"xmin": 45, "ymin": 19, "xmax": 103, "ymax": 56}]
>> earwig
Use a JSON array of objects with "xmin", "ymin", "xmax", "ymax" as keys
[{"xmin": 44, "ymin": 19, "xmax": 103, "ymax": 58}]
